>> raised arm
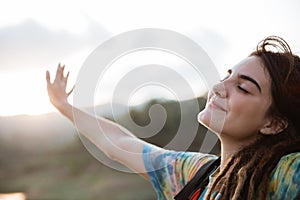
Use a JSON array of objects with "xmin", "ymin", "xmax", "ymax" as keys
[{"xmin": 46, "ymin": 64, "xmax": 150, "ymax": 176}]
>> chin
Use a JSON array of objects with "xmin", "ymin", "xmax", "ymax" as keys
[
  {"xmin": 197, "ymin": 109, "xmax": 211, "ymax": 128},
  {"xmin": 198, "ymin": 109, "xmax": 226, "ymax": 135}
]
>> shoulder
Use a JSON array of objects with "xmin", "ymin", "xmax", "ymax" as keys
[
  {"xmin": 143, "ymin": 144, "xmax": 217, "ymax": 164},
  {"xmin": 183, "ymin": 154, "xmax": 218, "ymax": 180},
  {"xmin": 275, "ymin": 152, "xmax": 300, "ymax": 173},
  {"xmin": 142, "ymin": 144, "xmax": 218, "ymax": 179},
  {"xmin": 280, "ymin": 152, "xmax": 300, "ymax": 161},
  {"xmin": 267, "ymin": 152, "xmax": 300, "ymax": 199},
  {"xmin": 273, "ymin": 152, "xmax": 300, "ymax": 177},
  {"xmin": 272, "ymin": 152, "xmax": 300, "ymax": 178},
  {"xmin": 142, "ymin": 144, "xmax": 218, "ymax": 198}
]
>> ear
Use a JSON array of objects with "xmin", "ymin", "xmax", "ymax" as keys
[{"xmin": 260, "ymin": 118, "xmax": 288, "ymax": 135}]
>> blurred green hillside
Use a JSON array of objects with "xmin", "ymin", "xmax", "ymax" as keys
[
  {"xmin": 0, "ymin": 97, "xmax": 220, "ymax": 200},
  {"xmin": 0, "ymin": 137, "xmax": 155, "ymax": 200}
]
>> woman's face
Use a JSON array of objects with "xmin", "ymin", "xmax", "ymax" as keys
[{"xmin": 198, "ymin": 56, "xmax": 273, "ymax": 143}]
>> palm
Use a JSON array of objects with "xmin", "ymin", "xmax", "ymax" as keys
[{"xmin": 46, "ymin": 64, "xmax": 74, "ymax": 109}]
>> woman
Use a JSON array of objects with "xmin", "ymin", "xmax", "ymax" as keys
[{"xmin": 46, "ymin": 36, "xmax": 300, "ymax": 199}]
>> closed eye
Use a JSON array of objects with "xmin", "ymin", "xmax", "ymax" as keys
[{"xmin": 238, "ymin": 86, "xmax": 249, "ymax": 93}]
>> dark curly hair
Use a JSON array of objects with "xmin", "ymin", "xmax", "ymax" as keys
[{"xmin": 205, "ymin": 36, "xmax": 300, "ymax": 200}]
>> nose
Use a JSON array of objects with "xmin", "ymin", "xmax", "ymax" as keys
[{"xmin": 212, "ymin": 82, "xmax": 227, "ymax": 98}]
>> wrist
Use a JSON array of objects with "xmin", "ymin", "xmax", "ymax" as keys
[
  {"xmin": 56, "ymin": 101, "xmax": 74, "ymax": 121},
  {"xmin": 54, "ymin": 99, "xmax": 70, "ymax": 112}
]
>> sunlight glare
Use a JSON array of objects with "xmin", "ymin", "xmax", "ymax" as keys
[
  {"xmin": 0, "ymin": 69, "xmax": 55, "ymax": 116},
  {"xmin": 0, "ymin": 193, "xmax": 26, "ymax": 200}
]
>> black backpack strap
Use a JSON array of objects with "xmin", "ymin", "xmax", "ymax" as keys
[{"xmin": 174, "ymin": 157, "xmax": 220, "ymax": 200}]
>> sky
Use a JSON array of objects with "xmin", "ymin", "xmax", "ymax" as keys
[{"xmin": 0, "ymin": 0, "xmax": 299, "ymax": 116}]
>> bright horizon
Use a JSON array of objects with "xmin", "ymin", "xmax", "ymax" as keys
[{"xmin": 1, "ymin": 0, "xmax": 299, "ymax": 116}]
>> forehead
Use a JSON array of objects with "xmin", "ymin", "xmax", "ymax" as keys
[{"xmin": 232, "ymin": 56, "xmax": 271, "ymax": 93}]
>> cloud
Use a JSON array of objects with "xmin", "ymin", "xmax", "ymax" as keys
[{"xmin": 0, "ymin": 18, "xmax": 111, "ymax": 70}]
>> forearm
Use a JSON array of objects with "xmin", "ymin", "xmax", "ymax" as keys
[
  {"xmin": 57, "ymin": 103, "xmax": 148, "ymax": 173},
  {"xmin": 46, "ymin": 65, "xmax": 149, "ymax": 174}
]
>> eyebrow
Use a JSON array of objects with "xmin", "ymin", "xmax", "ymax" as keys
[{"xmin": 238, "ymin": 74, "xmax": 262, "ymax": 93}]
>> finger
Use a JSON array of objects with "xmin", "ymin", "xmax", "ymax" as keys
[
  {"xmin": 60, "ymin": 64, "xmax": 66, "ymax": 79},
  {"xmin": 67, "ymin": 85, "xmax": 75, "ymax": 96},
  {"xmin": 55, "ymin": 63, "xmax": 62, "ymax": 81},
  {"xmin": 65, "ymin": 71, "xmax": 70, "ymax": 81},
  {"xmin": 46, "ymin": 70, "xmax": 51, "ymax": 85}
]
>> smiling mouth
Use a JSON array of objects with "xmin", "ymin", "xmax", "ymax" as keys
[{"xmin": 209, "ymin": 100, "xmax": 227, "ymax": 112}]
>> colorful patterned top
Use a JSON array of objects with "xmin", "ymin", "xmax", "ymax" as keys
[{"xmin": 142, "ymin": 144, "xmax": 300, "ymax": 200}]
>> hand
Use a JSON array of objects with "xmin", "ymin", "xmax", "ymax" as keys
[{"xmin": 46, "ymin": 63, "xmax": 74, "ymax": 110}]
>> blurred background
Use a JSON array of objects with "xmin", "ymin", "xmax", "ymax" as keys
[{"xmin": 0, "ymin": 0, "xmax": 299, "ymax": 199}]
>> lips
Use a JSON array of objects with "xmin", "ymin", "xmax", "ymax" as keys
[{"xmin": 208, "ymin": 98, "xmax": 227, "ymax": 112}]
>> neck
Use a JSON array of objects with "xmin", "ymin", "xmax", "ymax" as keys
[
  {"xmin": 218, "ymin": 134, "xmax": 260, "ymax": 170},
  {"xmin": 219, "ymin": 137, "xmax": 247, "ymax": 170},
  {"xmin": 220, "ymin": 143, "xmax": 238, "ymax": 170}
]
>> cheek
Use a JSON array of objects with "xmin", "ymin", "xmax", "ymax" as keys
[
  {"xmin": 229, "ymin": 97, "xmax": 268, "ymax": 121},
  {"xmin": 224, "ymin": 97, "xmax": 269, "ymax": 135}
]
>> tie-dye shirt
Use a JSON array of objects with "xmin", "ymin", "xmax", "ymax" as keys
[{"xmin": 143, "ymin": 144, "xmax": 300, "ymax": 200}]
